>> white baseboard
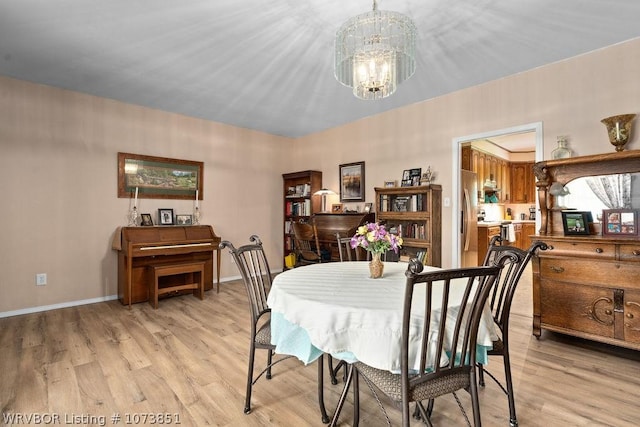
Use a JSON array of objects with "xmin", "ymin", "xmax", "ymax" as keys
[
  {"xmin": 0, "ymin": 295, "xmax": 119, "ymax": 319},
  {"xmin": 0, "ymin": 273, "xmax": 279, "ymax": 319}
]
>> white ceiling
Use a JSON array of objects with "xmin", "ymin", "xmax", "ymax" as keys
[{"xmin": 1, "ymin": 1, "xmax": 639, "ymax": 138}]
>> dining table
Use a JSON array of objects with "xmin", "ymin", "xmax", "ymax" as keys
[{"xmin": 267, "ymin": 261, "xmax": 498, "ymax": 423}]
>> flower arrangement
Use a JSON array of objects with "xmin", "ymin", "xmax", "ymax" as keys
[{"xmin": 350, "ymin": 222, "xmax": 403, "ymax": 256}]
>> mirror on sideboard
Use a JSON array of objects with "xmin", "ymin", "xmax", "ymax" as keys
[
  {"xmin": 534, "ymin": 150, "xmax": 640, "ymax": 235},
  {"xmin": 563, "ymin": 173, "xmax": 640, "ymax": 221}
]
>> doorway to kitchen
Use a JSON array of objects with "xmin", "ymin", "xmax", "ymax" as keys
[{"xmin": 451, "ymin": 122, "xmax": 543, "ymax": 267}]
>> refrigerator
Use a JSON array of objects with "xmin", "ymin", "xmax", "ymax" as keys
[{"xmin": 460, "ymin": 170, "xmax": 478, "ymax": 267}]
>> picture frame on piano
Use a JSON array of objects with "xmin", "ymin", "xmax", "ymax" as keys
[
  {"xmin": 141, "ymin": 213, "xmax": 153, "ymax": 226},
  {"xmin": 176, "ymin": 214, "xmax": 193, "ymax": 225},
  {"xmin": 158, "ymin": 208, "xmax": 174, "ymax": 225}
]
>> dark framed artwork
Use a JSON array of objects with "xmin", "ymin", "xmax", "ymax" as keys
[
  {"xmin": 603, "ymin": 209, "xmax": 638, "ymax": 236},
  {"xmin": 140, "ymin": 213, "xmax": 154, "ymax": 226},
  {"xmin": 561, "ymin": 211, "xmax": 591, "ymax": 235},
  {"xmin": 339, "ymin": 161, "xmax": 365, "ymax": 202},
  {"xmin": 363, "ymin": 202, "xmax": 373, "ymax": 213},
  {"xmin": 158, "ymin": 208, "xmax": 174, "ymax": 225},
  {"xmin": 175, "ymin": 214, "xmax": 193, "ymax": 225},
  {"xmin": 118, "ymin": 152, "xmax": 203, "ymax": 200}
]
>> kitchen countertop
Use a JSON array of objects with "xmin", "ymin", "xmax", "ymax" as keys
[{"xmin": 477, "ymin": 220, "xmax": 536, "ymax": 227}]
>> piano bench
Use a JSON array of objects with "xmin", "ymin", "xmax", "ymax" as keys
[{"xmin": 149, "ymin": 261, "xmax": 205, "ymax": 309}]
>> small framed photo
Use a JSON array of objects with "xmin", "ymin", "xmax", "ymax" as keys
[
  {"xmin": 175, "ymin": 214, "xmax": 193, "ymax": 225},
  {"xmin": 401, "ymin": 168, "xmax": 422, "ymax": 186},
  {"xmin": 363, "ymin": 202, "xmax": 373, "ymax": 213},
  {"xmin": 409, "ymin": 168, "xmax": 422, "ymax": 186},
  {"xmin": 384, "ymin": 180, "xmax": 397, "ymax": 188},
  {"xmin": 561, "ymin": 211, "xmax": 591, "ymax": 235},
  {"xmin": 603, "ymin": 209, "xmax": 638, "ymax": 236},
  {"xmin": 339, "ymin": 161, "xmax": 365, "ymax": 202},
  {"xmin": 158, "ymin": 208, "xmax": 174, "ymax": 225},
  {"xmin": 141, "ymin": 213, "xmax": 153, "ymax": 226},
  {"xmin": 332, "ymin": 203, "xmax": 344, "ymax": 213}
]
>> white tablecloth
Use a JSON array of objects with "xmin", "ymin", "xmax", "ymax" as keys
[{"xmin": 267, "ymin": 262, "xmax": 497, "ymax": 372}]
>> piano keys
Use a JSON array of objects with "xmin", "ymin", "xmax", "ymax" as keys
[{"xmin": 112, "ymin": 225, "xmax": 221, "ymax": 306}]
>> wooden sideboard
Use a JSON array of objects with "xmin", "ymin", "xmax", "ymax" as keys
[
  {"xmin": 531, "ymin": 150, "xmax": 640, "ymax": 350},
  {"xmin": 532, "ymin": 235, "xmax": 640, "ymax": 350}
]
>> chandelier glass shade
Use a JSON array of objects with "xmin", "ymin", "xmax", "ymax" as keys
[{"xmin": 335, "ymin": 1, "xmax": 417, "ymax": 100}]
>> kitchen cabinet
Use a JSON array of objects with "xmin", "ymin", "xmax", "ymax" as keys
[
  {"xmin": 461, "ymin": 146, "xmax": 510, "ymax": 201},
  {"xmin": 477, "ymin": 225, "xmax": 501, "ymax": 265},
  {"xmin": 510, "ymin": 162, "xmax": 535, "ymax": 203},
  {"xmin": 521, "ymin": 222, "xmax": 536, "ymax": 250}
]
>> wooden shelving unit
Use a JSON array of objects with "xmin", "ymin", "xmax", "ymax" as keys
[
  {"xmin": 375, "ymin": 185, "xmax": 442, "ymax": 267},
  {"xmin": 282, "ymin": 170, "xmax": 322, "ymax": 269}
]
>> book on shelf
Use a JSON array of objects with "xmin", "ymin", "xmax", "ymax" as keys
[{"xmin": 393, "ymin": 196, "xmax": 410, "ymax": 212}]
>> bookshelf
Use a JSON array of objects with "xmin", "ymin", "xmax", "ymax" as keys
[
  {"xmin": 282, "ymin": 170, "xmax": 322, "ymax": 269},
  {"xmin": 375, "ymin": 184, "xmax": 442, "ymax": 267}
]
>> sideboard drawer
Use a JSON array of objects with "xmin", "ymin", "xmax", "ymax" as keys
[
  {"xmin": 539, "ymin": 258, "xmax": 639, "ymax": 288},
  {"xmin": 618, "ymin": 244, "xmax": 640, "ymax": 262},
  {"xmin": 540, "ymin": 240, "xmax": 616, "ymax": 260}
]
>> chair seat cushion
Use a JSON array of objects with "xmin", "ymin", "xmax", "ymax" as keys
[
  {"xmin": 255, "ymin": 322, "xmax": 272, "ymax": 346},
  {"xmin": 355, "ymin": 362, "xmax": 471, "ymax": 403}
]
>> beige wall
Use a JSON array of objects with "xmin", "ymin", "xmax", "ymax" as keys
[
  {"xmin": 0, "ymin": 77, "xmax": 292, "ymax": 314},
  {"xmin": 294, "ymin": 37, "xmax": 640, "ymax": 264},
  {"xmin": 1, "ymin": 37, "xmax": 639, "ymax": 315}
]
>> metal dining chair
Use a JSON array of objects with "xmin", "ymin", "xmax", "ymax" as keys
[
  {"xmin": 219, "ymin": 236, "xmax": 284, "ymax": 414},
  {"xmin": 331, "ymin": 254, "xmax": 517, "ymax": 426},
  {"xmin": 478, "ymin": 236, "xmax": 548, "ymax": 427},
  {"xmin": 336, "ymin": 233, "xmax": 357, "ymax": 262},
  {"xmin": 220, "ymin": 235, "xmax": 330, "ymax": 419}
]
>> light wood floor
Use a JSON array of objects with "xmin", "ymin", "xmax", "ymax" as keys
[{"xmin": 1, "ymin": 269, "xmax": 639, "ymax": 426}]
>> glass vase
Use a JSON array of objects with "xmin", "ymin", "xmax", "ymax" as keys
[
  {"xmin": 601, "ymin": 114, "xmax": 636, "ymax": 152},
  {"xmin": 551, "ymin": 136, "xmax": 572, "ymax": 159},
  {"xmin": 369, "ymin": 253, "xmax": 384, "ymax": 279}
]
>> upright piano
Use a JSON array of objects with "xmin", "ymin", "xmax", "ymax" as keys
[
  {"xmin": 312, "ymin": 212, "xmax": 375, "ymax": 261},
  {"xmin": 112, "ymin": 225, "xmax": 221, "ymax": 306}
]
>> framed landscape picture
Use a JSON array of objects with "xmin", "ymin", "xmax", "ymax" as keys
[
  {"xmin": 118, "ymin": 152, "xmax": 203, "ymax": 200},
  {"xmin": 339, "ymin": 161, "xmax": 365, "ymax": 202}
]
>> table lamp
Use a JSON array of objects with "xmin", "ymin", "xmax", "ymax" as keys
[{"xmin": 313, "ymin": 188, "xmax": 336, "ymax": 213}]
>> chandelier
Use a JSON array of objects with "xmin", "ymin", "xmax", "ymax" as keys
[{"xmin": 334, "ymin": 0, "xmax": 417, "ymax": 100}]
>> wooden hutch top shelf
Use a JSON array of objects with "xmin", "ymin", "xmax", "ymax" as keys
[{"xmin": 533, "ymin": 149, "xmax": 640, "ymax": 235}]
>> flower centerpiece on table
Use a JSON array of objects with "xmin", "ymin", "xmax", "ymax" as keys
[{"xmin": 351, "ymin": 222, "xmax": 403, "ymax": 278}]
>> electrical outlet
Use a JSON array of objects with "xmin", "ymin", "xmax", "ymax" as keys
[{"xmin": 36, "ymin": 273, "xmax": 47, "ymax": 286}]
